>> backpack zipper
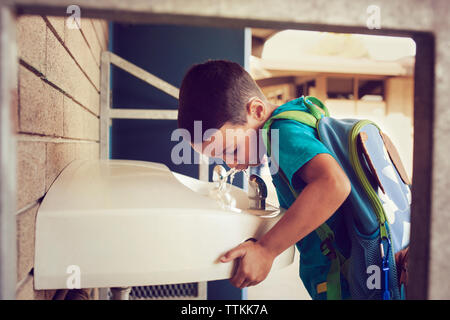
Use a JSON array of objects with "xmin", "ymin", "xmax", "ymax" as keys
[{"xmin": 348, "ymin": 120, "xmax": 389, "ymax": 240}]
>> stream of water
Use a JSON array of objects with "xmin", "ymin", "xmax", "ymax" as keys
[{"xmin": 209, "ymin": 167, "xmax": 248, "ymax": 211}]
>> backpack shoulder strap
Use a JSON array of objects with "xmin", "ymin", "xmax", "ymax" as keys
[
  {"xmin": 305, "ymin": 96, "xmax": 330, "ymax": 118},
  {"xmin": 262, "ymin": 96, "xmax": 330, "ymax": 156},
  {"xmin": 262, "ymin": 110, "xmax": 317, "ymax": 156},
  {"xmin": 276, "ymin": 157, "xmax": 345, "ymax": 300}
]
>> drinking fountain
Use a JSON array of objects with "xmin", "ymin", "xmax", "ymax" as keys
[{"xmin": 34, "ymin": 159, "xmax": 294, "ymax": 299}]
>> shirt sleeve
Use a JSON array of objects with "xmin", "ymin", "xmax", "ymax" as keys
[{"xmin": 270, "ymin": 119, "xmax": 332, "ymax": 188}]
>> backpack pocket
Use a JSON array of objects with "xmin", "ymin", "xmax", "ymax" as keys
[
  {"xmin": 347, "ymin": 224, "xmax": 383, "ymax": 299},
  {"xmin": 347, "ymin": 222, "xmax": 401, "ymax": 300}
]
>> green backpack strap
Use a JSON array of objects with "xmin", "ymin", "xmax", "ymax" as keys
[
  {"xmin": 262, "ymin": 98, "xmax": 345, "ymax": 300},
  {"xmin": 304, "ymin": 96, "xmax": 330, "ymax": 118},
  {"xmin": 262, "ymin": 96, "xmax": 329, "ymax": 156},
  {"xmin": 276, "ymin": 168, "xmax": 344, "ymax": 300},
  {"xmin": 262, "ymin": 110, "xmax": 317, "ymax": 156}
]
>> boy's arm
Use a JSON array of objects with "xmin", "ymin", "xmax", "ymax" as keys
[{"xmin": 219, "ymin": 153, "xmax": 351, "ymax": 289}]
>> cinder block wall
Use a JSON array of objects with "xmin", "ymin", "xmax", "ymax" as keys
[{"xmin": 15, "ymin": 15, "xmax": 108, "ymax": 300}]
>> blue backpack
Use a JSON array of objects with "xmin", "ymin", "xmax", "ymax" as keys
[{"xmin": 262, "ymin": 96, "xmax": 411, "ymax": 300}]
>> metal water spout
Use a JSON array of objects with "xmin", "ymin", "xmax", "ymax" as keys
[{"xmin": 248, "ymin": 174, "xmax": 267, "ymax": 210}]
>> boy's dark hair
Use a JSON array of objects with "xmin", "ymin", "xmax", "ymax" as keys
[{"xmin": 178, "ymin": 60, "xmax": 266, "ymax": 142}]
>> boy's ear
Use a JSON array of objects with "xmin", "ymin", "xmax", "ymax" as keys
[{"xmin": 246, "ymin": 97, "xmax": 266, "ymax": 121}]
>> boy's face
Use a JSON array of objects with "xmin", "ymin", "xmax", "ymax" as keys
[{"xmin": 192, "ymin": 97, "xmax": 271, "ymax": 170}]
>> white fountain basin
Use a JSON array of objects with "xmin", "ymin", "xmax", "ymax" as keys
[{"xmin": 34, "ymin": 159, "xmax": 294, "ymax": 290}]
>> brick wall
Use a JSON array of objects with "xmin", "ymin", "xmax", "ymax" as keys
[{"xmin": 15, "ymin": 15, "xmax": 108, "ymax": 300}]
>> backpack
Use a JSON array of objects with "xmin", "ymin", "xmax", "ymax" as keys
[{"xmin": 262, "ymin": 96, "xmax": 411, "ymax": 300}]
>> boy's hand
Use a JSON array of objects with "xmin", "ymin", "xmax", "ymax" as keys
[{"xmin": 219, "ymin": 240, "xmax": 275, "ymax": 289}]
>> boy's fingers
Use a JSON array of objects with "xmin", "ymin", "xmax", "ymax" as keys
[
  {"xmin": 220, "ymin": 246, "xmax": 246, "ymax": 262},
  {"xmin": 231, "ymin": 264, "xmax": 247, "ymax": 288},
  {"xmin": 239, "ymin": 279, "xmax": 252, "ymax": 289}
]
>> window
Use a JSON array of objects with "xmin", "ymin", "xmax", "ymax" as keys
[
  {"xmin": 306, "ymin": 80, "xmax": 316, "ymax": 96},
  {"xmin": 327, "ymin": 77, "xmax": 354, "ymax": 99},
  {"xmin": 296, "ymin": 84, "xmax": 304, "ymax": 97},
  {"xmin": 358, "ymin": 79, "xmax": 384, "ymax": 101},
  {"xmin": 326, "ymin": 77, "xmax": 385, "ymax": 101},
  {"xmin": 296, "ymin": 80, "xmax": 316, "ymax": 97}
]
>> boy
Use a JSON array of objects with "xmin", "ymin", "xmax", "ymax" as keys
[{"xmin": 177, "ymin": 60, "xmax": 351, "ymax": 299}]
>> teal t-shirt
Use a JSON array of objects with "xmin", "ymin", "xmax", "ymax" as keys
[{"xmin": 268, "ymin": 97, "xmax": 350, "ymax": 300}]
